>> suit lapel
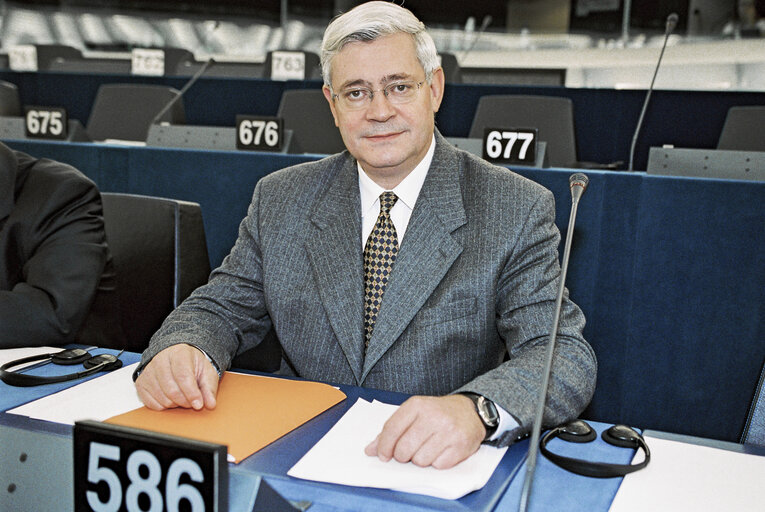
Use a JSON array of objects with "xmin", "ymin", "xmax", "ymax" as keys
[
  {"xmin": 305, "ymin": 155, "xmax": 365, "ymax": 384},
  {"xmin": 362, "ymin": 134, "xmax": 467, "ymax": 380}
]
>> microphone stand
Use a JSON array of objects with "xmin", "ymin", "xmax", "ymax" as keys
[
  {"xmin": 460, "ymin": 15, "xmax": 492, "ymax": 61},
  {"xmin": 519, "ymin": 173, "xmax": 589, "ymax": 512},
  {"xmin": 628, "ymin": 14, "xmax": 678, "ymax": 171},
  {"xmin": 150, "ymin": 57, "xmax": 215, "ymax": 126}
]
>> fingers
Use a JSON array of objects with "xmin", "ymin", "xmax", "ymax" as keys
[
  {"xmin": 135, "ymin": 344, "xmax": 219, "ymax": 411},
  {"xmin": 197, "ymin": 360, "xmax": 219, "ymax": 409},
  {"xmin": 365, "ymin": 395, "xmax": 485, "ymax": 469},
  {"xmin": 369, "ymin": 401, "xmax": 418, "ymax": 462}
]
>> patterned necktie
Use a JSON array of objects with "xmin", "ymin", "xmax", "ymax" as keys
[{"xmin": 363, "ymin": 191, "xmax": 399, "ymax": 348}]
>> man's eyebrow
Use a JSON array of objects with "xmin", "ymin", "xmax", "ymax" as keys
[
  {"xmin": 380, "ymin": 73, "xmax": 412, "ymax": 84},
  {"xmin": 337, "ymin": 73, "xmax": 415, "ymax": 90},
  {"xmin": 337, "ymin": 78, "xmax": 372, "ymax": 90}
]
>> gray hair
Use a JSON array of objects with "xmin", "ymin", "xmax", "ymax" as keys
[{"xmin": 320, "ymin": 1, "xmax": 440, "ymax": 89}]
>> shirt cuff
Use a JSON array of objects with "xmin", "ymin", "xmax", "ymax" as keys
[{"xmin": 489, "ymin": 403, "xmax": 521, "ymax": 442}]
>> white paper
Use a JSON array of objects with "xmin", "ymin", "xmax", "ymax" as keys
[
  {"xmin": 288, "ymin": 398, "xmax": 508, "ymax": 500},
  {"xmin": 0, "ymin": 346, "xmax": 61, "ymax": 368},
  {"xmin": 609, "ymin": 435, "xmax": 765, "ymax": 512},
  {"xmin": 8, "ymin": 363, "xmax": 143, "ymax": 424}
]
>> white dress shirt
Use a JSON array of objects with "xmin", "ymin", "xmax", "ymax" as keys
[{"xmin": 356, "ymin": 135, "xmax": 519, "ymax": 441}]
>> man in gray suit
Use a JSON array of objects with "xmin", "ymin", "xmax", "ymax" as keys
[{"xmin": 136, "ymin": 1, "xmax": 596, "ymax": 470}]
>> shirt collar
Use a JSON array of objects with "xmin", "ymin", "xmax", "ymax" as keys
[{"xmin": 358, "ymin": 134, "xmax": 436, "ymax": 216}]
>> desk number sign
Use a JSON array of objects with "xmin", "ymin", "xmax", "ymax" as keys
[
  {"xmin": 74, "ymin": 420, "xmax": 227, "ymax": 512},
  {"xmin": 131, "ymin": 48, "xmax": 165, "ymax": 76},
  {"xmin": 9, "ymin": 45, "xmax": 38, "ymax": 71},
  {"xmin": 236, "ymin": 115, "xmax": 284, "ymax": 152},
  {"xmin": 270, "ymin": 51, "xmax": 306, "ymax": 81},
  {"xmin": 24, "ymin": 106, "xmax": 68, "ymax": 140},
  {"xmin": 482, "ymin": 128, "xmax": 538, "ymax": 165}
]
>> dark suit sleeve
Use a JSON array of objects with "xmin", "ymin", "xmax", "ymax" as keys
[
  {"xmin": 457, "ymin": 188, "xmax": 597, "ymax": 443},
  {"xmin": 0, "ymin": 155, "xmax": 108, "ymax": 347}
]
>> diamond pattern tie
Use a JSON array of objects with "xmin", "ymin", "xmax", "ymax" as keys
[{"xmin": 363, "ymin": 192, "xmax": 399, "ymax": 348}]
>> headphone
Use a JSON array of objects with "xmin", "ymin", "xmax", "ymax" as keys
[
  {"xmin": 0, "ymin": 348, "xmax": 123, "ymax": 387},
  {"xmin": 540, "ymin": 419, "xmax": 651, "ymax": 478}
]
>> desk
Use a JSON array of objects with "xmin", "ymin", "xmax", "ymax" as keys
[{"xmin": 1, "ymin": 349, "xmax": 632, "ymax": 511}]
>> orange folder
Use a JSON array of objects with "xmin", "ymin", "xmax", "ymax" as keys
[{"xmin": 106, "ymin": 372, "xmax": 346, "ymax": 463}]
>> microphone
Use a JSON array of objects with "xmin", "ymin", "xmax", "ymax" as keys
[
  {"xmin": 150, "ymin": 57, "xmax": 215, "ymax": 126},
  {"xmin": 461, "ymin": 15, "xmax": 493, "ymax": 61},
  {"xmin": 519, "ymin": 173, "xmax": 589, "ymax": 512},
  {"xmin": 627, "ymin": 13, "xmax": 678, "ymax": 171}
]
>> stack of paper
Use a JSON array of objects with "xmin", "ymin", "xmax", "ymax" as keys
[
  {"xmin": 8, "ymin": 363, "xmax": 143, "ymax": 423},
  {"xmin": 288, "ymin": 398, "xmax": 508, "ymax": 500},
  {"xmin": 608, "ymin": 434, "xmax": 765, "ymax": 512}
]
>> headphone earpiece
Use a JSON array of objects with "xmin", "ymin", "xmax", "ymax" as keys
[
  {"xmin": 557, "ymin": 419, "xmax": 596, "ymax": 443},
  {"xmin": 602, "ymin": 424, "xmax": 643, "ymax": 449},
  {"xmin": 83, "ymin": 353, "xmax": 123, "ymax": 371},
  {"xmin": 50, "ymin": 348, "xmax": 92, "ymax": 365},
  {"xmin": 540, "ymin": 420, "xmax": 650, "ymax": 478}
]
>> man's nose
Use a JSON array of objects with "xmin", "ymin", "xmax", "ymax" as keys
[{"xmin": 365, "ymin": 92, "xmax": 396, "ymax": 121}]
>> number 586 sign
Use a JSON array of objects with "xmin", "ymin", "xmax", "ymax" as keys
[{"xmin": 74, "ymin": 420, "xmax": 227, "ymax": 512}]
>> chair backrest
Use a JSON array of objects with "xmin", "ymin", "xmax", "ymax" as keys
[
  {"xmin": 469, "ymin": 94, "xmax": 578, "ymax": 167},
  {"xmin": 717, "ymin": 106, "xmax": 765, "ymax": 151},
  {"xmin": 86, "ymin": 84, "xmax": 185, "ymax": 142},
  {"xmin": 277, "ymin": 89, "xmax": 345, "ymax": 155},
  {"xmin": 0, "ymin": 80, "xmax": 21, "ymax": 116},
  {"xmin": 742, "ymin": 359, "xmax": 765, "ymax": 447},
  {"xmin": 101, "ymin": 193, "xmax": 210, "ymax": 352},
  {"xmin": 34, "ymin": 44, "xmax": 83, "ymax": 70},
  {"xmin": 439, "ymin": 52, "xmax": 463, "ymax": 84}
]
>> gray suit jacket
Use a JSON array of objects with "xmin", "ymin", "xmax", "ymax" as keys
[{"xmin": 140, "ymin": 132, "xmax": 596, "ymax": 444}]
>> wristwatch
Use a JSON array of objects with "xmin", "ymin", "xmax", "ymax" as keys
[{"xmin": 462, "ymin": 392, "xmax": 499, "ymax": 441}]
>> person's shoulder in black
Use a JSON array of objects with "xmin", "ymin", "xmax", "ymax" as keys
[{"xmin": 0, "ymin": 142, "xmax": 125, "ymax": 349}]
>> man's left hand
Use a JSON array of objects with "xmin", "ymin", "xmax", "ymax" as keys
[{"xmin": 364, "ymin": 394, "xmax": 485, "ymax": 469}]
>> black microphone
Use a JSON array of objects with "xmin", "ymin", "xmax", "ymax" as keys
[
  {"xmin": 150, "ymin": 57, "xmax": 215, "ymax": 126},
  {"xmin": 460, "ymin": 15, "xmax": 493, "ymax": 61},
  {"xmin": 627, "ymin": 13, "xmax": 678, "ymax": 171},
  {"xmin": 519, "ymin": 173, "xmax": 589, "ymax": 512}
]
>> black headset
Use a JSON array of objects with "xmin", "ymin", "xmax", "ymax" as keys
[
  {"xmin": 540, "ymin": 420, "xmax": 651, "ymax": 478},
  {"xmin": 0, "ymin": 348, "xmax": 123, "ymax": 387}
]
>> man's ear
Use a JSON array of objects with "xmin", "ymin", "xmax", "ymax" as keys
[
  {"xmin": 428, "ymin": 67, "xmax": 446, "ymax": 113},
  {"xmin": 322, "ymin": 85, "xmax": 340, "ymax": 127}
]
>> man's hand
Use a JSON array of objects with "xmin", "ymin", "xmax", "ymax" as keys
[
  {"xmin": 134, "ymin": 344, "xmax": 219, "ymax": 411},
  {"xmin": 364, "ymin": 394, "xmax": 485, "ymax": 469}
]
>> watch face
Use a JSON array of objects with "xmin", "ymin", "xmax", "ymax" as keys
[{"xmin": 477, "ymin": 396, "xmax": 499, "ymax": 427}]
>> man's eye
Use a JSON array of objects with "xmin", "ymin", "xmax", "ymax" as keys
[
  {"xmin": 345, "ymin": 89, "xmax": 367, "ymax": 100},
  {"xmin": 391, "ymin": 83, "xmax": 411, "ymax": 94}
]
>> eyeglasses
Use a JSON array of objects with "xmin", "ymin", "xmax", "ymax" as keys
[{"xmin": 332, "ymin": 80, "xmax": 425, "ymax": 111}]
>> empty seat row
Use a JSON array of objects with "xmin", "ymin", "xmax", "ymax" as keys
[{"xmin": 2, "ymin": 78, "xmax": 764, "ymax": 163}]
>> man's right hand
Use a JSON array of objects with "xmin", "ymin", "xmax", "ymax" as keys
[{"xmin": 134, "ymin": 344, "xmax": 219, "ymax": 411}]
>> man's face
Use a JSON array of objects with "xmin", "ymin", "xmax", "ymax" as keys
[{"xmin": 323, "ymin": 32, "xmax": 444, "ymax": 188}]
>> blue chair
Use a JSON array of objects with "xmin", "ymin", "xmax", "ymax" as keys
[
  {"xmin": 741, "ymin": 359, "xmax": 765, "ymax": 447},
  {"xmin": 717, "ymin": 106, "xmax": 765, "ymax": 152}
]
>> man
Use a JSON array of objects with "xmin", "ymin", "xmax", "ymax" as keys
[
  {"xmin": 0, "ymin": 141, "xmax": 124, "ymax": 348},
  {"xmin": 135, "ymin": 1, "xmax": 596, "ymax": 470}
]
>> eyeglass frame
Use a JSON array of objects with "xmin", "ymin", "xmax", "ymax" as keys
[{"xmin": 330, "ymin": 80, "xmax": 426, "ymax": 110}]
